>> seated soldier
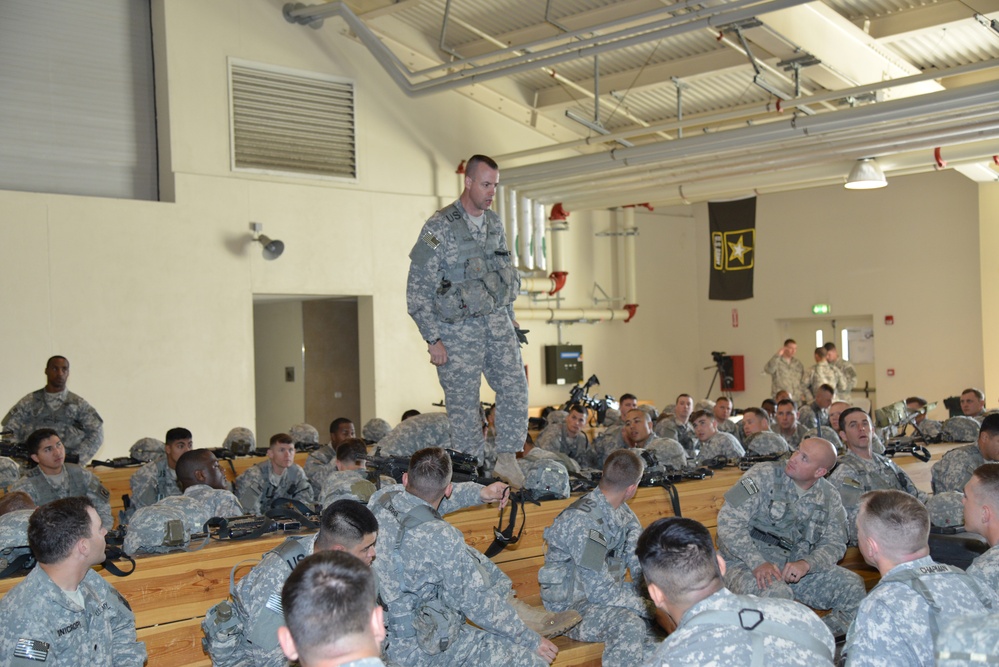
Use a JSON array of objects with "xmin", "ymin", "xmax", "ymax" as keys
[
  {"xmin": 932, "ymin": 413, "xmax": 999, "ymax": 493},
  {"xmin": 236, "ymin": 433, "xmax": 314, "ymax": 514},
  {"xmin": 12, "ymin": 427, "xmax": 112, "ymax": 529},
  {"xmin": 712, "ymin": 397, "xmax": 738, "ymax": 436},
  {"xmin": 690, "ymin": 409, "xmax": 745, "ymax": 464},
  {"xmin": 905, "ymin": 395, "xmax": 943, "ymax": 440},
  {"xmin": 740, "ymin": 407, "xmax": 791, "ymax": 456},
  {"xmin": 278, "ymin": 550, "xmax": 387, "ymax": 667},
  {"xmin": 717, "ymin": 438, "xmax": 865, "ymax": 638},
  {"xmin": 831, "ymin": 407, "xmax": 929, "ymax": 545},
  {"xmin": 129, "ymin": 426, "xmax": 193, "ymax": 511},
  {"xmin": 536, "ymin": 403, "xmax": 590, "ymax": 465},
  {"xmin": 373, "ymin": 412, "xmax": 451, "ymax": 459},
  {"xmin": 961, "ymin": 387, "xmax": 988, "ymax": 423},
  {"xmin": 964, "ymin": 464, "xmax": 999, "ymax": 590},
  {"xmin": 655, "ymin": 394, "xmax": 697, "ymax": 458},
  {"xmin": 637, "ymin": 517, "xmax": 835, "ymax": 666},
  {"xmin": 369, "ymin": 447, "xmax": 570, "ymax": 666},
  {"xmin": 125, "ymin": 449, "xmax": 243, "ymax": 553},
  {"xmin": 627, "ymin": 410, "xmax": 687, "ymax": 471},
  {"xmin": 774, "ymin": 399, "xmax": 809, "ymax": 449},
  {"xmin": 798, "ymin": 384, "xmax": 835, "ymax": 430},
  {"xmin": 618, "ymin": 393, "xmax": 638, "ymax": 417},
  {"xmin": 213, "ymin": 499, "xmax": 380, "ymax": 666},
  {"xmin": 319, "ymin": 439, "xmax": 394, "ymax": 506},
  {"xmin": 0, "ymin": 497, "xmax": 147, "ymax": 665},
  {"xmin": 844, "ymin": 489, "xmax": 999, "ymax": 666},
  {"xmin": 305, "ymin": 418, "xmax": 356, "ymax": 488},
  {"xmin": 761, "ymin": 398, "xmax": 777, "ymax": 421},
  {"xmin": 539, "ymin": 450, "xmax": 659, "ymax": 665}
]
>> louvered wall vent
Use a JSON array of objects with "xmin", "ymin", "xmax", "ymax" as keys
[{"xmin": 230, "ymin": 59, "xmax": 356, "ymax": 180}]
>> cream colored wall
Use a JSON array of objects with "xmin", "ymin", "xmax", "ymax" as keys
[
  {"xmin": 980, "ymin": 182, "xmax": 999, "ymax": 406},
  {"xmin": 254, "ymin": 301, "xmax": 305, "ymax": 441}
]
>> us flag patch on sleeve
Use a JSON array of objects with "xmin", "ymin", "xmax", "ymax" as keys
[
  {"xmin": 421, "ymin": 232, "xmax": 441, "ymax": 249},
  {"xmin": 14, "ymin": 638, "xmax": 49, "ymax": 662}
]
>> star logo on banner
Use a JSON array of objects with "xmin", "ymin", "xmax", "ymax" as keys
[{"xmin": 727, "ymin": 235, "xmax": 752, "ymax": 265}]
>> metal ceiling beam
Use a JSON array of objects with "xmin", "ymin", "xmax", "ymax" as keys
[{"xmin": 861, "ymin": 0, "xmax": 999, "ymax": 39}]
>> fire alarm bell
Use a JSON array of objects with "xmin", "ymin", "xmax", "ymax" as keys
[{"xmin": 885, "ymin": 315, "xmax": 894, "ymax": 325}]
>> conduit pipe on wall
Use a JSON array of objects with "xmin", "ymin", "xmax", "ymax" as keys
[
  {"xmin": 518, "ymin": 195, "xmax": 534, "ymax": 271},
  {"xmin": 533, "ymin": 201, "xmax": 547, "ymax": 273},
  {"xmin": 514, "ymin": 307, "xmax": 637, "ymax": 323},
  {"xmin": 504, "ymin": 186, "xmax": 519, "ymax": 268},
  {"xmin": 519, "ymin": 203, "xmax": 570, "ymax": 296},
  {"xmin": 621, "ymin": 206, "xmax": 641, "ymax": 316}
]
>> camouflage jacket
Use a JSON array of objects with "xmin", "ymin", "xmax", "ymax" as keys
[
  {"xmin": 375, "ymin": 413, "xmax": 451, "ymax": 458},
  {"xmin": 830, "ymin": 358, "xmax": 857, "ymax": 396},
  {"xmin": 536, "ymin": 423, "xmax": 589, "ymax": 465},
  {"xmin": 12, "ymin": 464, "xmax": 112, "ymax": 529},
  {"xmin": 718, "ymin": 462, "xmax": 848, "ymax": 571},
  {"xmin": 0, "ymin": 567, "xmax": 146, "ymax": 666},
  {"xmin": 304, "ymin": 443, "xmax": 336, "ymax": 490},
  {"xmin": 648, "ymin": 587, "xmax": 835, "ymax": 666},
  {"xmin": 128, "ymin": 457, "xmax": 181, "ymax": 510},
  {"xmin": 967, "ymin": 543, "xmax": 999, "ymax": 592},
  {"xmin": 0, "ymin": 509, "xmax": 33, "ymax": 549},
  {"xmin": 696, "ymin": 432, "xmax": 745, "ymax": 465},
  {"xmin": 802, "ymin": 362, "xmax": 841, "ymax": 404},
  {"xmin": 654, "ymin": 417, "xmax": 697, "ymax": 458},
  {"xmin": 234, "ymin": 461, "xmax": 314, "ymax": 515},
  {"xmin": 763, "ymin": 355, "xmax": 805, "ymax": 399},
  {"xmin": 931, "ymin": 444, "xmax": 991, "ymax": 494},
  {"xmin": 2, "ymin": 388, "xmax": 104, "ymax": 464}
]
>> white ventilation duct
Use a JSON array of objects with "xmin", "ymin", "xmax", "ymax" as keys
[
  {"xmin": 533, "ymin": 201, "xmax": 547, "ymax": 272},
  {"xmin": 515, "ymin": 307, "xmax": 633, "ymax": 322},
  {"xmin": 518, "ymin": 194, "xmax": 534, "ymax": 270},
  {"xmin": 622, "ymin": 207, "xmax": 639, "ymax": 310},
  {"xmin": 504, "ymin": 186, "xmax": 518, "ymax": 268}
]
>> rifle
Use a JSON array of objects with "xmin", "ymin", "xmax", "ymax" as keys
[
  {"xmin": 883, "ymin": 438, "xmax": 932, "ymax": 462},
  {"xmin": 90, "ymin": 456, "xmax": 143, "ymax": 468},
  {"xmin": 204, "ymin": 514, "xmax": 307, "ymax": 541}
]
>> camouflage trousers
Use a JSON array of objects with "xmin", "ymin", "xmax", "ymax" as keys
[
  {"xmin": 387, "ymin": 627, "xmax": 545, "ymax": 667},
  {"xmin": 438, "ymin": 311, "xmax": 528, "ymax": 456},
  {"xmin": 724, "ymin": 562, "xmax": 865, "ymax": 636},
  {"xmin": 566, "ymin": 602, "xmax": 658, "ymax": 667}
]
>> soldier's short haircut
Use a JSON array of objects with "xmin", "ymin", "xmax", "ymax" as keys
[
  {"xmin": 28, "ymin": 496, "xmax": 95, "ymax": 564},
  {"xmin": 675, "ymin": 393, "xmax": 692, "ymax": 404},
  {"xmin": 776, "ymin": 399, "xmax": 798, "ymax": 411},
  {"xmin": 269, "ymin": 433, "xmax": 294, "ymax": 448},
  {"xmin": 761, "ymin": 399, "xmax": 776, "ymax": 410},
  {"xmin": 859, "ymin": 489, "xmax": 928, "ymax": 555},
  {"xmin": 715, "ymin": 396, "xmax": 731, "ymax": 405},
  {"xmin": 742, "ymin": 407, "xmax": 769, "ymax": 421},
  {"xmin": 972, "ymin": 464, "xmax": 999, "ymax": 506},
  {"xmin": 818, "ymin": 384, "xmax": 835, "ymax": 395},
  {"xmin": 626, "ymin": 408, "xmax": 651, "ymax": 425},
  {"xmin": 165, "ymin": 427, "xmax": 192, "ymax": 444},
  {"xmin": 823, "ymin": 342, "xmax": 837, "ymax": 351},
  {"xmin": 175, "ymin": 449, "xmax": 214, "ymax": 486},
  {"xmin": 406, "ymin": 447, "xmax": 452, "ymax": 500},
  {"xmin": 906, "ymin": 396, "xmax": 928, "ymax": 408},
  {"xmin": 689, "ymin": 409, "xmax": 714, "ymax": 424},
  {"xmin": 45, "ymin": 355, "xmax": 68, "ymax": 369},
  {"xmin": 281, "ymin": 551, "xmax": 377, "ymax": 664},
  {"xmin": 963, "ymin": 388, "xmax": 985, "ymax": 401},
  {"xmin": 601, "ymin": 449, "xmax": 644, "ymax": 491},
  {"xmin": 465, "ymin": 154, "xmax": 499, "ymax": 180},
  {"xmin": 315, "ymin": 499, "xmax": 379, "ymax": 552},
  {"xmin": 0, "ymin": 491, "xmax": 34, "ymax": 516},
  {"xmin": 568, "ymin": 403, "xmax": 587, "ymax": 416},
  {"xmin": 25, "ymin": 428, "xmax": 60, "ymax": 456},
  {"xmin": 400, "ymin": 409, "xmax": 421, "ymax": 421},
  {"xmin": 336, "ymin": 439, "xmax": 368, "ymax": 464},
  {"xmin": 980, "ymin": 414, "xmax": 999, "ymax": 437},
  {"xmin": 636, "ymin": 517, "xmax": 722, "ymax": 602},
  {"xmin": 838, "ymin": 407, "xmax": 869, "ymax": 431},
  {"xmin": 783, "ymin": 338, "xmax": 796, "ymax": 346},
  {"xmin": 814, "ymin": 347, "xmax": 827, "ymax": 359},
  {"xmin": 620, "ymin": 393, "xmax": 637, "ymax": 403},
  {"xmin": 329, "ymin": 417, "xmax": 354, "ymax": 434}
]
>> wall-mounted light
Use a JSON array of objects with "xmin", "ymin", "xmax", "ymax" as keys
[
  {"xmin": 844, "ymin": 158, "xmax": 887, "ymax": 190},
  {"xmin": 250, "ymin": 222, "xmax": 285, "ymax": 260}
]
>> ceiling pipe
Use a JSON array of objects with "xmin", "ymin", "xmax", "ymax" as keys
[
  {"xmin": 514, "ymin": 307, "xmax": 636, "ymax": 323},
  {"xmin": 503, "ymin": 186, "xmax": 519, "ymax": 269},
  {"xmin": 518, "ymin": 194, "xmax": 534, "ymax": 270},
  {"xmin": 621, "ymin": 206, "xmax": 640, "ymax": 317}
]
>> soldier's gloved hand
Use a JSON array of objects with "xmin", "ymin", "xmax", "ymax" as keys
[{"xmin": 515, "ymin": 328, "xmax": 530, "ymax": 345}]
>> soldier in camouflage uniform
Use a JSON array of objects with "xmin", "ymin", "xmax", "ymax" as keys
[
  {"xmin": 12, "ymin": 428, "xmax": 112, "ymax": 529},
  {"xmin": 963, "ymin": 464, "xmax": 999, "ymax": 591},
  {"xmin": 802, "ymin": 349, "xmax": 842, "ymax": 406},
  {"xmin": 832, "ymin": 407, "xmax": 929, "ymax": 545},
  {"xmin": 0, "ymin": 497, "xmax": 146, "ymax": 666},
  {"xmin": 536, "ymin": 404, "xmax": 590, "ymax": 466},
  {"xmin": 539, "ymin": 450, "xmax": 658, "ymax": 666},
  {"xmin": 370, "ymin": 447, "xmax": 560, "ymax": 666},
  {"xmin": 961, "ymin": 388, "xmax": 988, "ymax": 422},
  {"xmin": 0, "ymin": 492, "xmax": 34, "ymax": 568},
  {"xmin": 3, "ymin": 356, "xmax": 104, "ymax": 464},
  {"xmin": 843, "ymin": 489, "xmax": 999, "ymax": 666},
  {"xmin": 763, "ymin": 340, "xmax": 805, "ymax": 400},
  {"xmin": 691, "ymin": 410, "xmax": 745, "ymax": 464},
  {"xmin": 375, "ymin": 412, "xmax": 451, "ymax": 459},
  {"xmin": 712, "ymin": 397, "xmax": 739, "ymax": 437},
  {"xmin": 407, "ymin": 155, "xmax": 528, "ymax": 488},
  {"xmin": 717, "ymin": 438, "xmax": 865, "ymax": 637},
  {"xmin": 612, "ymin": 409, "xmax": 686, "ymax": 470},
  {"xmin": 740, "ymin": 407, "xmax": 792, "ymax": 456},
  {"xmin": 774, "ymin": 399, "xmax": 810, "ymax": 449},
  {"xmin": 305, "ymin": 418, "xmax": 355, "ymax": 489},
  {"xmin": 320, "ymin": 440, "xmax": 396, "ymax": 506},
  {"xmin": 936, "ymin": 613, "xmax": 999, "ymax": 667},
  {"xmin": 637, "ymin": 516, "xmax": 835, "ymax": 666},
  {"xmin": 128, "ymin": 426, "xmax": 193, "ymax": 512},
  {"xmin": 655, "ymin": 394, "xmax": 697, "ymax": 458},
  {"xmin": 798, "ymin": 383, "xmax": 834, "ymax": 430},
  {"xmin": 0, "ymin": 455, "xmax": 19, "ymax": 493},
  {"xmin": 904, "ymin": 396, "xmax": 943, "ymax": 440},
  {"xmin": 235, "ymin": 433, "xmax": 314, "ymax": 514},
  {"xmin": 618, "ymin": 393, "xmax": 638, "ymax": 417},
  {"xmin": 211, "ymin": 499, "xmax": 380, "ymax": 667},
  {"xmin": 278, "ymin": 550, "xmax": 387, "ymax": 667},
  {"xmin": 932, "ymin": 413, "xmax": 999, "ymax": 493},
  {"xmin": 824, "ymin": 343, "xmax": 856, "ymax": 401}
]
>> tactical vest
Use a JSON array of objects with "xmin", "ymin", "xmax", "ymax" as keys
[
  {"xmin": 838, "ymin": 454, "xmax": 909, "ymax": 507},
  {"xmin": 684, "ymin": 606, "xmax": 833, "ymax": 667},
  {"xmin": 878, "ymin": 562, "xmax": 994, "ymax": 639},
  {"xmin": 23, "ymin": 464, "xmax": 95, "ymax": 504},
  {"xmin": 433, "ymin": 204, "xmax": 520, "ymax": 324},
  {"xmin": 746, "ymin": 474, "xmax": 827, "ymax": 560}
]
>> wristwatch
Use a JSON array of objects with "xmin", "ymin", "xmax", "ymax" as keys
[{"xmin": 426, "ymin": 338, "xmax": 441, "ymax": 345}]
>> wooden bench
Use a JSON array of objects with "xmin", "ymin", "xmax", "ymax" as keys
[{"xmin": 0, "ymin": 442, "xmax": 951, "ymax": 666}]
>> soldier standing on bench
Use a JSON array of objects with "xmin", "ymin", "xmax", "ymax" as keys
[{"xmin": 716, "ymin": 437, "xmax": 865, "ymax": 639}]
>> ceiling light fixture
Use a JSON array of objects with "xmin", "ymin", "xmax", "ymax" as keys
[{"xmin": 844, "ymin": 158, "xmax": 887, "ymax": 190}]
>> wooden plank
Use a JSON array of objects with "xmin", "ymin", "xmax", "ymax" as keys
[{"xmin": 137, "ymin": 618, "xmax": 211, "ymax": 667}]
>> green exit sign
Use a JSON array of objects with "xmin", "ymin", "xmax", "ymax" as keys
[{"xmin": 812, "ymin": 304, "xmax": 830, "ymax": 315}]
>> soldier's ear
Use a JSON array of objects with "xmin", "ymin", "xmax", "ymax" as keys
[
  {"xmin": 277, "ymin": 626, "xmax": 299, "ymax": 662},
  {"xmin": 30, "ymin": 454, "xmax": 40, "ymax": 465},
  {"xmin": 371, "ymin": 605, "xmax": 386, "ymax": 645},
  {"xmin": 647, "ymin": 582, "xmax": 667, "ymax": 608},
  {"xmin": 716, "ymin": 553, "xmax": 727, "ymax": 577}
]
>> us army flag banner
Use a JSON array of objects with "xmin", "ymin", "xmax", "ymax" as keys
[{"xmin": 708, "ymin": 196, "xmax": 755, "ymax": 300}]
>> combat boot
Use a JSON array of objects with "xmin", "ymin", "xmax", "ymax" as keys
[
  {"xmin": 508, "ymin": 598, "xmax": 582, "ymax": 638},
  {"xmin": 493, "ymin": 452, "xmax": 526, "ymax": 488}
]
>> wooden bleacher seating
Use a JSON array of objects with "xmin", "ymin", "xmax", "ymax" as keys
[{"xmin": 0, "ymin": 443, "xmax": 953, "ymax": 666}]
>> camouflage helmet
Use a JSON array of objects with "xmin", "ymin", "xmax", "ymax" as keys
[
  {"xmin": 695, "ymin": 399, "xmax": 715, "ymax": 412},
  {"xmin": 362, "ymin": 418, "xmax": 391, "ymax": 443},
  {"xmin": 129, "ymin": 438, "xmax": 165, "ymax": 463},
  {"xmin": 637, "ymin": 404, "xmax": 659, "ymax": 422},
  {"xmin": 522, "ymin": 460, "xmax": 570, "ymax": 500},
  {"xmin": 802, "ymin": 426, "xmax": 843, "ymax": 450},
  {"xmin": 602, "ymin": 408, "xmax": 622, "ymax": 427},
  {"xmin": 123, "ymin": 504, "xmax": 192, "ymax": 556},
  {"xmin": 0, "ymin": 509, "xmax": 32, "ymax": 550},
  {"xmin": 926, "ymin": 490, "xmax": 965, "ymax": 528},
  {"xmin": 942, "ymin": 416, "xmax": 980, "ymax": 443},
  {"xmin": 660, "ymin": 404, "xmax": 676, "ymax": 419},
  {"xmin": 0, "ymin": 456, "xmax": 20, "ymax": 493},
  {"xmin": 289, "ymin": 423, "xmax": 320, "ymax": 446},
  {"xmin": 744, "ymin": 431, "xmax": 792, "ymax": 457},
  {"xmin": 546, "ymin": 410, "xmax": 568, "ymax": 426},
  {"xmin": 223, "ymin": 427, "xmax": 255, "ymax": 456}
]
